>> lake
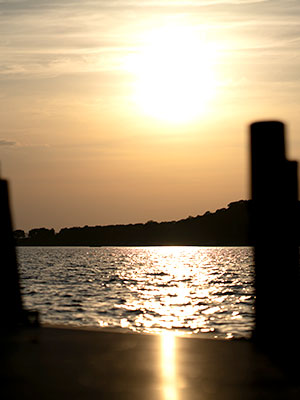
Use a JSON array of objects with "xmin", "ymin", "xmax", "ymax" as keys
[{"xmin": 17, "ymin": 246, "xmax": 255, "ymax": 338}]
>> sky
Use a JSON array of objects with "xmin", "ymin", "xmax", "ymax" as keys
[{"xmin": 1, "ymin": 0, "xmax": 300, "ymax": 231}]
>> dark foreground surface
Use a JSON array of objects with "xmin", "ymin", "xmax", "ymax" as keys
[{"xmin": 2, "ymin": 326, "xmax": 300, "ymax": 400}]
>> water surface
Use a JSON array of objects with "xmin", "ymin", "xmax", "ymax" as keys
[{"xmin": 18, "ymin": 246, "xmax": 255, "ymax": 338}]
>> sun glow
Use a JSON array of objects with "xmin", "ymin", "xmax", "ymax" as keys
[{"xmin": 126, "ymin": 25, "xmax": 219, "ymax": 123}]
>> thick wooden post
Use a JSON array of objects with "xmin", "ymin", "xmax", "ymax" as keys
[
  {"xmin": 0, "ymin": 178, "xmax": 24, "ymax": 327},
  {"xmin": 250, "ymin": 121, "xmax": 300, "ymax": 346}
]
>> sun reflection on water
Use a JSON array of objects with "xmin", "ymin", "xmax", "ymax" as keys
[
  {"xmin": 19, "ymin": 246, "xmax": 254, "ymax": 338},
  {"xmin": 119, "ymin": 246, "xmax": 215, "ymax": 334},
  {"xmin": 161, "ymin": 331, "xmax": 178, "ymax": 400}
]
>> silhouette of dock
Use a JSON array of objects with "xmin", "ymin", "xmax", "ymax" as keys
[
  {"xmin": 2, "ymin": 121, "xmax": 300, "ymax": 399},
  {"xmin": 3, "ymin": 325, "xmax": 300, "ymax": 400}
]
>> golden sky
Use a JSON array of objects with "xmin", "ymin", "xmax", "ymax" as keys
[{"xmin": 1, "ymin": 0, "xmax": 300, "ymax": 231}]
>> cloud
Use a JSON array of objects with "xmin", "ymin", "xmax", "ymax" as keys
[
  {"xmin": 0, "ymin": 139, "xmax": 18, "ymax": 146},
  {"xmin": 1, "ymin": 0, "xmax": 300, "ymax": 92},
  {"xmin": 0, "ymin": 0, "xmax": 269, "ymax": 10},
  {"xmin": 0, "ymin": 138, "xmax": 51, "ymax": 148}
]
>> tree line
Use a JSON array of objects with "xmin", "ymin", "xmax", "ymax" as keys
[{"xmin": 14, "ymin": 200, "xmax": 256, "ymax": 246}]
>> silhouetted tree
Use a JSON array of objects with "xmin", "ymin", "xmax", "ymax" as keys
[
  {"xmin": 13, "ymin": 230, "xmax": 25, "ymax": 240},
  {"xmin": 27, "ymin": 228, "xmax": 55, "ymax": 245}
]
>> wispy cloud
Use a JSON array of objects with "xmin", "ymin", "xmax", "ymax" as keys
[
  {"xmin": 0, "ymin": 139, "xmax": 18, "ymax": 146},
  {"xmin": 1, "ymin": 1, "xmax": 300, "ymax": 91},
  {"xmin": 0, "ymin": 138, "xmax": 51, "ymax": 148},
  {"xmin": 0, "ymin": 0, "xmax": 269, "ymax": 10}
]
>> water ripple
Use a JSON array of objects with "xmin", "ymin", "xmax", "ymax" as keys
[{"xmin": 18, "ymin": 246, "xmax": 255, "ymax": 338}]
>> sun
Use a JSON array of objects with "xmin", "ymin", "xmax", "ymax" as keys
[{"xmin": 126, "ymin": 25, "xmax": 219, "ymax": 124}]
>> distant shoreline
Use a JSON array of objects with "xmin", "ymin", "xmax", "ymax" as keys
[{"xmin": 15, "ymin": 200, "xmax": 253, "ymax": 247}]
